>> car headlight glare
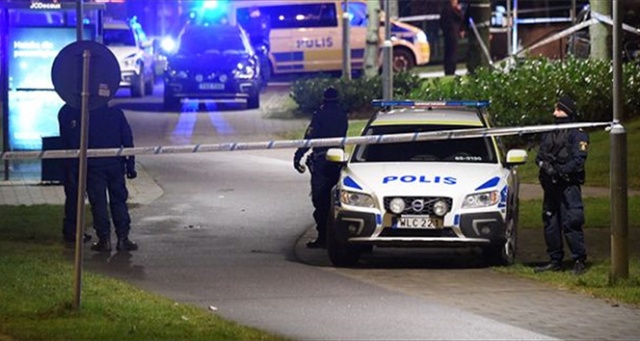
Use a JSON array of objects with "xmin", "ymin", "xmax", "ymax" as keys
[
  {"xmin": 340, "ymin": 190, "xmax": 374, "ymax": 208},
  {"xmin": 389, "ymin": 198, "xmax": 405, "ymax": 214},
  {"xmin": 415, "ymin": 31, "xmax": 428, "ymax": 43},
  {"xmin": 433, "ymin": 200, "xmax": 448, "ymax": 216},
  {"xmin": 462, "ymin": 191, "xmax": 500, "ymax": 208},
  {"xmin": 233, "ymin": 65, "xmax": 255, "ymax": 79}
]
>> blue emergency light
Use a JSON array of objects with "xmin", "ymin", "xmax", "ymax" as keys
[{"xmin": 372, "ymin": 100, "xmax": 491, "ymax": 108}]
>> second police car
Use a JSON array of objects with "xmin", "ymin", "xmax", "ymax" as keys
[{"xmin": 325, "ymin": 100, "xmax": 528, "ymax": 267}]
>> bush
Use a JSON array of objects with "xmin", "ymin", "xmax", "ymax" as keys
[
  {"xmin": 290, "ymin": 72, "xmax": 421, "ymax": 117},
  {"xmin": 414, "ymin": 57, "xmax": 640, "ymax": 127}
]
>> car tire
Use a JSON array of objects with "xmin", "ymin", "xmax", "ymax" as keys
[
  {"xmin": 163, "ymin": 88, "xmax": 180, "ymax": 111},
  {"xmin": 131, "ymin": 73, "xmax": 145, "ymax": 98},
  {"xmin": 144, "ymin": 71, "xmax": 154, "ymax": 95},
  {"xmin": 327, "ymin": 209, "xmax": 361, "ymax": 267},
  {"xmin": 247, "ymin": 92, "xmax": 260, "ymax": 109},
  {"xmin": 392, "ymin": 47, "xmax": 415, "ymax": 72},
  {"xmin": 482, "ymin": 206, "xmax": 518, "ymax": 266}
]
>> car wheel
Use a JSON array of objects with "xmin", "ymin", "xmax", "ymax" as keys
[
  {"xmin": 482, "ymin": 208, "xmax": 518, "ymax": 266},
  {"xmin": 326, "ymin": 209, "xmax": 361, "ymax": 267},
  {"xmin": 163, "ymin": 89, "xmax": 180, "ymax": 111},
  {"xmin": 144, "ymin": 71, "xmax": 154, "ymax": 95},
  {"xmin": 131, "ymin": 73, "xmax": 145, "ymax": 98},
  {"xmin": 392, "ymin": 48, "xmax": 415, "ymax": 72},
  {"xmin": 247, "ymin": 92, "xmax": 260, "ymax": 109}
]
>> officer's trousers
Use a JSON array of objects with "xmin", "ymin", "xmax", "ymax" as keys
[
  {"xmin": 62, "ymin": 162, "xmax": 79, "ymax": 242},
  {"xmin": 310, "ymin": 158, "xmax": 340, "ymax": 241},
  {"xmin": 541, "ymin": 182, "xmax": 587, "ymax": 262},
  {"xmin": 86, "ymin": 162, "xmax": 131, "ymax": 241}
]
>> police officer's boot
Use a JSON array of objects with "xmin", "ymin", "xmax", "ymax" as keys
[
  {"xmin": 534, "ymin": 260, "xmax": 563, "ymax": 273},
  {"xmin": 116, "ymin": 237, "xmax": 138, "ymax": 252},
  {"xmin": 90, "ymin": 237, "xmax": 112, "ymax": 252}
]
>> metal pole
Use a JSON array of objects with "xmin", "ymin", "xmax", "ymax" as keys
[
  {"xmin": 512, "ymin": 0, "xmax": 518, "ymax": 55},
  {"xmin": 2, "ymin": 7, "xmax": 9, "ymax": 180},
  {"xmin": 73, "ymin": 49, "xmax": 91, "ymax": 310},
  {"xmin": 610, "ymin": 0, "xmax": 628, "ymax": 283},
  {"xmin": 506, "ymin": 0, "xmax": 512, "ymax": 56},
  {"xmin": 76, "ymin": 0, "xmax": 84, "ymax": 40},
  {"xmin": 382, "ymin": 0, "xmax": 393, "ymax": 100},
  {"xmin": 571, "ymin": 0, "xmax": 577, "ymax": 56},
  {"xmin": 342, "ymin": 0, "xmax": 351, "ymax": 80}
]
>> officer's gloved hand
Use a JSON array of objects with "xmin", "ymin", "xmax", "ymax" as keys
[
  {"xmin": 293, "ymin": 157, "xmax": 306, "ymax": 174},
  {"xmin": 539, "ymin": 161, "xmax": 557, "ymax": 177},
  {"xmin": 126, "ymin": 158, "xmax": 137, "ymax": 179}
]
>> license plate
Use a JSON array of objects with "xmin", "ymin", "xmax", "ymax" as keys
[
  {"xmin": 396, "ymin": 215, "xmax": 442, "ymax": 229},
  {"xmin": 199, "ymin": 83, "xmax": 224, "ymax": 90}
]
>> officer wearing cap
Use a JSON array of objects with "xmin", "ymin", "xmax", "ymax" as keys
[
  {"xmin": 58, "ymin": 104, "xmax": 138, "ymax": 252},
  {"xmin": 293, "ymin": 87, "xmax": 348, "ymax": 248},
  {"xmin": 535, "ymin": 95, "xmax": 589, "ymax": 275}
]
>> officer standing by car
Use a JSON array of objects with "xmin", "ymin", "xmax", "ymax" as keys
[
  {"xmin": 534, "ymin": 95, "xmax": 589, "ymax": 275},
  {"xmin": 293, "ymin": 87, "xmax": 348, "ymax": 249},
  {"xmin": 58, "ymin": 104, "xmax": 138, "ymax": 252}
]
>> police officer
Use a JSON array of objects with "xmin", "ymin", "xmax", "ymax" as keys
[
  {"xmin": 535, "ymin": 95, "xmax": 589, "ymax": 275},
  {"xmin": 440, "ymin": 0, "xmax": 465, "ymax": 76},
  {"xmin": 293, "ymin": 87, "xmax": 348, "ymax": 249},
  {"xmin": 58, "ymin": 108, "xmax": 92, "ymax": 245},
  {"xmin": 58, "ymin": 104, "xmax": 138, "ymax": 252}
]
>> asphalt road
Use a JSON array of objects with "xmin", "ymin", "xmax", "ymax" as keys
[{"xmin": 84, "ymin": 85, "xmax": 639, "ymax": 340}]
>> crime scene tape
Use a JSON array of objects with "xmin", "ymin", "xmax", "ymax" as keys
[{"xmin": 0, "ymin": 121, "xmax": 612, "ymax": 161}]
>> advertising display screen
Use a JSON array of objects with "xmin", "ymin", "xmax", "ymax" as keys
[{"xmin": 8, "ymin": 27, "xmax": 92, "ymax": 151}]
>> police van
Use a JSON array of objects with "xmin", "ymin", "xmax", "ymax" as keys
[
  {"xmin": 324, "ymin": 100, "xmax": 528, "ymax": 267},
  {"xmin": 227, "ymin": 0, "xmax": 431, "ymax": 76}
]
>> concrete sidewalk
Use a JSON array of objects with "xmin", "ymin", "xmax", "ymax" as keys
[{"xmin": 0, "ymin": 162, "xmax": 163, "ymax": 206}]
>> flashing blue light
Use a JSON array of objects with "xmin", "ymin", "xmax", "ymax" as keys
[
  {"xmin": 202, "ymin": 1, "xmax": 219, "ymax": 9},
  {"xmin": 160, "ymin": 37, "xmax": 176, "ymax": 53},
  {"xmin": 372, "ymin": 100, "xmax": 491, "ymax": 108}
]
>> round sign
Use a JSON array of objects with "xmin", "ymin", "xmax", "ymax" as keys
[{"xmin": 51, "ymin": 40, "xmax": 120, "ymax": 110}]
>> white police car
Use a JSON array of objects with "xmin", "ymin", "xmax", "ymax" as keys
[{"xmin": 325, "ymin": 100, "xmax": 528, "ymax": 267}]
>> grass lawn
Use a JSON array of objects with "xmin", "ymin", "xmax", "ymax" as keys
[{"xmin": 0, "ymin": 206, "xmax": 286, "ymax": 341}]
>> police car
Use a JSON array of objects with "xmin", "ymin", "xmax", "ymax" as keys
[{"xmin": 325, "ymin": 100, "xmax": 528, "ymax": 267}]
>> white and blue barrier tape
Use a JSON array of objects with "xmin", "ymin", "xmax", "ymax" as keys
[{"xmin": 0, "ymin": 121, "xmax": 612, "ymax": 161}]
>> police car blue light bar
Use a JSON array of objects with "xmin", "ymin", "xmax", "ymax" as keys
[{"xmin": 372, "ymin": 100, "xmax": 491, "ymax": 108}]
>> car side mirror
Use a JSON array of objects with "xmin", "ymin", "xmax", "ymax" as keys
[
  {"xmin": 505, "ymin": 149, "xmax": 527, "ymax": 166},
  {"xmin": 326, "ymin": 148, "xmax": 348, "ymax": 164}
]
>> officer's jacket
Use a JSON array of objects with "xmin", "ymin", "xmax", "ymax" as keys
[
  {"xmin": 295, "ymin": 101, "xmax": 348, "ymax": 160},
  {"xmin": 58, "ymin": 104, "xmax": 134, "ymax": 168},
  {"xmin": 536, "ymin": 128, "xmax": 589, "ymax": 185}
]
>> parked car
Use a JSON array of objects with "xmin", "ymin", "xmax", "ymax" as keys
[
  {"xmin": 325, "ymin": 100, "xmax": 528, "ymax": 267},
  {"xmin": 163, "ymin": 24, "xmax": 261, "ymax": 110},
  {"xmin": 104, "ymin": 19, "xmax": 156, "ymax": 97}
]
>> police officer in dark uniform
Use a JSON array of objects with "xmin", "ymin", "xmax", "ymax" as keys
[
  {"xmin": 293, "ymin": 87, "xmax": 348, "ymax": 249},
  {"xmin": 58, "ymin": 104, "xmax": 138, "ymax": 252},
  {"xmin": 58, "ymin": 110, "xmax": 92, "ymax": 246},
  {"xmin": 534, "ymin": 95, "xmax": 589, "ymax": 275},
  {"xmin": 440, "ymin": 0, "xmax": 465, "ymax": 76}
]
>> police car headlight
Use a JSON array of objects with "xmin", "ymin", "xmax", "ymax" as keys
[
  {"xmin": 169, "ymin": 70, "xmax": 188, "ymax": 79},
  {"xmin": 340, "ymin": 190, "xmax": 374, "ymax": 208},
  {"xmin": 123, "ymin": 56, "xmax": 137, "ymax": 68},
  {"xmin": 415, "ymin": 31, "xmax": 428, "ymax": 43},
  {"xmin": 433, "ymin": 200, "xmax": 448, "ymax": 216},
  {"xmin": 389, "ymin": 198, "xmax": 405, "ymax": 214},
  {"xmin": 233, "ymin": 63, "xmax": 256, "ymax": 80},
  {"xmin": 462, "ymin": 191, "xmax": 500, "ymax": 208}
]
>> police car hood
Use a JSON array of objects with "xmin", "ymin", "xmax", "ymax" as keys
[
  {"xmin": 169, "ymin": 51, "xmax": 251, "ymax": 72},
  {"xmin": 106, "ymin": 46, "xmax": 141, "ymax": 62},
  {"xmin": 343, "ymin": 162, "xmax": 506, "ymax": 197}
]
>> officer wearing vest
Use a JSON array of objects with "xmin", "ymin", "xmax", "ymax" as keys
[
  {"xmin": 534, "ymin": 95, "xmax": 589, "ymax": 275},
  {"xmin": 293, "ymin": 87, "xmax": 348, "ymax": 248},
  {"xmin": 58, "ymin": 104, "xmax": 138, "ymax": 252}
]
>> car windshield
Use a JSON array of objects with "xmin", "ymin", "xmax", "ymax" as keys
[
  {"xmin": 104, "ymin": 28, "xmax": 136, "ymax": 46},
  {"xmin": 178, "ymin": 27, "xmax": 246, "ymax": 54},
  {"xmin": 352, "ymin": 125, "xmax": 497, "ymax": 163}
]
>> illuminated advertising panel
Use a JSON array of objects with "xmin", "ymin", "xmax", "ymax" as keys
[{"xmin": 8, "ymin": 27, "xmax": 91, "ymax": 151}]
